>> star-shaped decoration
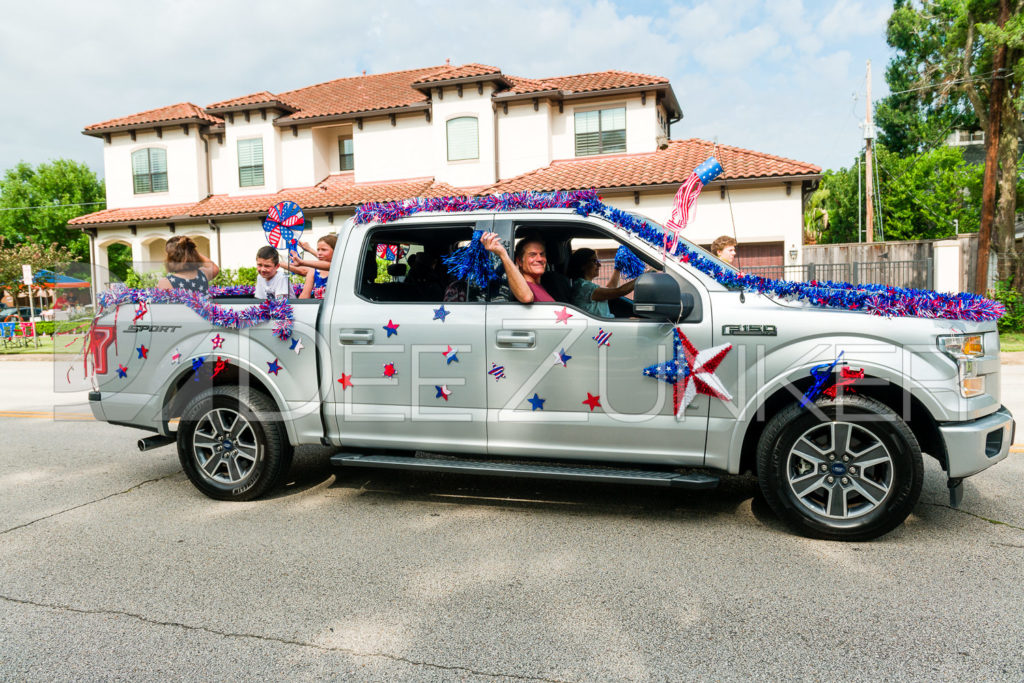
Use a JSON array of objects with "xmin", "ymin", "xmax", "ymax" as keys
[
  {"xmin": 133, "ymin": 302, "xmax": 148, "ymax": 322},
  {"xmin": 433, "ymin": 305, "xmax": 450, "ymax": 322},
  {"xmin": 290, "ymin": 337, "xmax": 304, "ymax": 354},
  {"xmin": 267, "ymin": 358, "xmax": 282, "ymax": 375},
  {"xmin": 117, "ymin": 364, "xmax": 128, "ymax": 378},
  {"xmin": 553, "ymin": 348, "xmax": 572, "ymax": 367},
  {"xmin": 642, "ymin": 327, "xmax": 732, "ymax": 420},
  {"xmin": 435, "ymin": 384, "xmax": 452, "ymax": 401},
  {"xmin": 443, "ymin": 345, "xmax": 459, "ymax": 365},
  {"xmin": 211, "ymin": 334, "xmax": 225, "ymax": 349},
  {"xmin": 170, "ymin": 348, "xmax": 182, "ymax": 365},
  {"xmin": 582, "ymin": 392, "xmax": 602, "ymax": 412},
  {"xmin": 554, "ymin": 307, "xmax": 573, "ymax": 324},
  {"xmin": 136, "ymin": 345, "xmax": 148, "ymax": 360},
  {"xmin": 592, "ymin": 328, "xmax": 612, "ymax": 347},
  {"xmin": 527, "ymin": 393, "xmax": 545, "ymax": 411},
  {"xmin": 191, "ymin": 357, "xmax": 206, "ymax": 379},
  {"xmin": 212, "ymin": 356, "xmax": 228, "ymax": 378},
  {"xmin": 383, "ymin": 319, "xmax": 400, "ymax": 337},
  {"xmin": 383, "ymin": 362, "xmax": 397, "ymax": 378},
  {"xmin": 488, "ymin": 363, "xmax": 505, "ymax": 381},
  {"xmin": 337, "ymin": 373, "xmax": 353, "ymax": 390}
]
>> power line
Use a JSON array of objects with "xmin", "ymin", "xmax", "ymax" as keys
[
  {"xmin": 882, "ymin": 68, "xmax": 1011, "ymax": 98},
  {"xmin": 0, "ymin": 201, "xmax": 106, "ymax": 212}
]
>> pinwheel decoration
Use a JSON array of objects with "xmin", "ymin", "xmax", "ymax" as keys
[{"xmin": 263, "ymin": 201, "xmax": 305, "ymax": 257}]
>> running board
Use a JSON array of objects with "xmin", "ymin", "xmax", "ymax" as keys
[{"xmin": 331, "ymin": 453, "xmax": 719, "ymax": 489}]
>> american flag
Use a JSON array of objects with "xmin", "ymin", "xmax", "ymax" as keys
[
  {"xmin": 376, "ymin": 243, "xmax": 406, "ymax": 261},
  {"xmin": 663, "ymin": 157, "xmax": 723, "ymax": 251},
  {"xmin": 592, "ymin": 328, "xmax": 612, "ymax": 346}
]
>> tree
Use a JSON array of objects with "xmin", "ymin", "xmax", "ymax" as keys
[
  {"xmin": 0, "ymin": 235, "xmax": 79, "ymax": 304},
  {"xmin": 875, "ymin": 0, "xmax": 1024, "ymax": 287},
  {"xmin": 0, "ymin": 160, "xmax": 105, "ymax": 261},
  {"xmin": 807, "ymin": 144, "xmax": 985, "ymax": 244}
]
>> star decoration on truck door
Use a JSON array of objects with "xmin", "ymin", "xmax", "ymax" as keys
[
  {"xmin": 642, "ymin": 327, "xmax": 732, "ymax": 420},
  {"xmin": 553, "ymin": 348, "xmax": 572, "ymax": 367},
  {"xmin": 337, "ymin": 373, "xmax": 353, "ymax": 389},
  {"xmin": 383, "ymin": 362, "xmax": 397, "ymax": 378},
  {"xmin": 582, "ymin": 392, "xmax": 601, "ymax": 411},
  {"xmin": 433, "ymin": 305, "xmax": 450, "ymax": 322},
  {"xmin": 435, "ymin": 384, "xmax": 452, "ymax": 401},
  {"xmin": 554, "ymin": 307, "xmax": 573, "ymax": 324},
  {"xmin": 136, "ymin": 345, "xmax": 148, "ymax": 359},
  {"xmin": 211, "ymin": 334, "xmax": 225, "ymax": 349},
  {"xmin": 527, "ymin": 393, "xmax": 545, "ymax": 410},
  {"xmin": 383, "ymin": 320, "xmax": 400, "ymax": 337},
  {"xmin": 443, "ymin": 345, "xmax": 459, "ymax": 364},
  {"xmin": 133, "ymin": 302, "xmax": 148, "ymax": 322},
  {"xmin": 290, "ymin": 337, "xmax": 304, "ymax": 354},
  {"xmin": 117, "ymin": 364, "xmax": 128, "ymax": 378},
  {"xmin": 267, "ymin": 358, "xmax": 282, "ymax": 375}
]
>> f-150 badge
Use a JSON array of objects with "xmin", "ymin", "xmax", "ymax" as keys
[{"xmin": 721, "ymin": 324, "xmax": 777, "ymax": 336}]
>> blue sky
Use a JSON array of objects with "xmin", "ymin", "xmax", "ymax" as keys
[{"xmin": 0, "ymin": 0, "xmax": 895, "ymax": 178}]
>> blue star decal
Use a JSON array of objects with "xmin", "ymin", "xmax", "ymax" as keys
[
  {"xmin": 554, "ymin": 348, "xmax": 572, "ymax": 367},
  {"xmin": 267, "ymin": 358, "xmax": 282, "ymax": 375},
  {"xmin": 383, "ymin": 319, "xmax": 399, "ymax": 337},
  {"xmin": 446, "ymin": 351, "xmax": 459, "ymax": 365},
  {"xmin": 117, "ymin": 364, "xmax": 128, "ymax": 378},
  {"xmin": 642, "ymin": 329, "xmax": 688, "ymax": 385},
  {"xmin": 527, "ymin": 393, "xmax": 545, "ymax": 411},
  {"xmin": 433, "ymin": 305, "xmax": 450, "ymax": 322},
  {"xmin": 191, "ymin": 357, "xmax": 206, "ymax": 379}
]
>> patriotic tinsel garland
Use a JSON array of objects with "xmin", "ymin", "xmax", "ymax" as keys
[
  {"xmin": 97, "ymin": 288, "xmax": 295, "ymax": 340},
  {"xmin": 353, "ymin": 190, "xmax": 1004, "ymax": 322}
]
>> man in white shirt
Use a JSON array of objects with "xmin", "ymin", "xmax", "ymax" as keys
[{"xmin": 254, "ymin": 246, "xmax": 291, "ymax": 299}]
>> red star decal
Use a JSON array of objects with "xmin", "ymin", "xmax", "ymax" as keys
[
  {"xmin": 383, "ymin": 362, "xmax": 397, "ymax": 378},
  {"xmin": 582, "ymin": 393, "xmax": 601, "ymax": 412},
  {"xmin": 554, "ymin": 307, "xmax": 573, "ymax": 324},
  {"xmin": 86, "ymin": 324, "xmax": 116, "ymax": 375},
  {"xmin": 337, "ymin": 373, "xmax": 353, "ymax": 389},
  {"xmin": 137, "ymin": 345, "xmax": 148, "ymax": 359},
  {"xmin": 212, "ymin": 356, "xmax": 228, "ymax": 378},
  {"xmin": 211, "ymin": 334, "xmax": 225, "ymax": 349}
]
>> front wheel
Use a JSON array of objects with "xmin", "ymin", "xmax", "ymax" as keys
[
  {"xmin": 756, "ymin": 395, "xmax": 923, "ymax": 541},
  {"xmin": 177, "ymin": 386, "xmax": 292, "ymax": 501}
]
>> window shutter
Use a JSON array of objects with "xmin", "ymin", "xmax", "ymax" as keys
[
  {"xmin": 238, "ymin": 138, "xmax": 264, "ymax": 187},
  {"xmin": 339, "ymin": 137, "xmax": 354, "ymax": 171},
  {"xmin": 446, "ymin": 117, "xmax": 479, "ymax": 161},
  {"xmin": 131, "ymin": 149, "xmax": 151, "ymax": 194}
]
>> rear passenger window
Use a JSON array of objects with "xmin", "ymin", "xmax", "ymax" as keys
[{"xmin": 358, "ymin": 225, "xmax": 488, "ymax": 304}]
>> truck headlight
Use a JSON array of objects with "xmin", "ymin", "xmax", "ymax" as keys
[{"xmin": 938, "ymin": 334, "xmax": 985, "ymax": 397}]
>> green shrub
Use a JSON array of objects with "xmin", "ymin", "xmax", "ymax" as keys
[
  {"xmin": 123, "ymin": 268, "xmax": 159, "ymax": 289},
  {"xmin": 33, "ymin": 320, "xmax": 90, "ymax": 336},
  {"xmin": 992, "ymin": 280, "xmax": 1024, "ymax": 333},
  {"xmin": 211, "ymin": 267, "xmax": 257, "ymax": 286}
]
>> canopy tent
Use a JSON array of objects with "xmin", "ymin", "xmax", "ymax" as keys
[{"xmin": 32, "ymin": 269, "xmax": 90, "ymax": 288}]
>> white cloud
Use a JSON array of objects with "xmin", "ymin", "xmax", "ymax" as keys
[{"xmin": 818, "ymin": 0, "xmax": 891, "ymax": 39}]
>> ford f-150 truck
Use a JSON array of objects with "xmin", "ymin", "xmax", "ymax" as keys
[{"xmin": 86, "ymin": 198, "xmax": 1015, "ymax": 541}]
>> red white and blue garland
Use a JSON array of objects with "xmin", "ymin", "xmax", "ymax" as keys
[
  {"xmin": 353, "ymin": 190, "xmax": 1004, "ymax": 322},
  {"xmin": 97, "ymin": 288, "xmax": 295, "ymax": 340}
]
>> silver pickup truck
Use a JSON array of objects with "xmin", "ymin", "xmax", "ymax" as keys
[{"xmin": 86, "ymin": 204, "xmax": 1015, "ymax": 541}]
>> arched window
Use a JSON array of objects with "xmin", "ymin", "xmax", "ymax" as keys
[
  {"xmin": 131, "ymin": 148, "xmax": 168, "ymax": 194},
  {"xmin": 446, "ymin": 117, "xmax": 479, "ymax": 161}
]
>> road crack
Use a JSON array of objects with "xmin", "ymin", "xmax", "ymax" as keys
[
  {"xmin": 0, "ymin": 593, "xmax": 570, "ymax": 682},
  {"xmin": 0, "ymin": 472, "xmax": 179, "ymax": 536},
  {"xmin": 921, "ymin": 501, "xmax": 1024, "ymax": 532}
]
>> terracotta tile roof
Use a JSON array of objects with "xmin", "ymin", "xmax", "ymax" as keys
[
  {"xmin": 486, "ymin": 139, "xmax": 821, "ymax": 193},
  {"xmin": 67, "ymin": 202, "xmax": 195, "ymax": 226},
  {"xmin": 504, "ymin": 70, "xmax": 668, "ymax": 96},
  {"xmin": 84, "ymin": 102, "xmax": 221, "ymax": 133},
  {"xmin": 275, "ymin": 66, "xmax": 443, "ymax": 122},
  {"xmin": 205, "ymin": 91, "xmax": 297, "ymax": 112},
  {"xmin": 412, "ymin": 63, "xmax": 503, "ymax": 84}
]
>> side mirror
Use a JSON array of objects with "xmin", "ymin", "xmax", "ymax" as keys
[{"xmin": 633, "ymin": 272, "xmax": 694, "ymax": 321}]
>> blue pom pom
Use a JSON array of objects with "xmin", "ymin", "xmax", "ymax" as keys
[
  {"xmin": 442, "ymin": 230, "xmax": 499, "ymax": 288},
  {"xmin": 614, "ymin": 246, "xmax": 645, "ymax": 280}
]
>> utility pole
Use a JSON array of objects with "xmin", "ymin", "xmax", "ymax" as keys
[
  {"xmin": 864, "ymin": 60, "xmax": 875, "ymax": 243},
  {"xmin": 975, "ymin": 0, "xmax": 1010, "ymax": 293}
]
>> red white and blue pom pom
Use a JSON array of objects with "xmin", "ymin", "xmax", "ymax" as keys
[
  {"xmin": 441, "ymin": 229, "xmax": 499, "ymax": 288},
  {"xmin": 614, "ymin": 245, "xmax": 645, "ymax": 280}
]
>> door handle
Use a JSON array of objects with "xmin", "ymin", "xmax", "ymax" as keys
[
  {"xmin": 339, "ymin": 329, "xmax": 374, "ymax": 344},
  {"xmin": 496, "ymin": 330, "xmax": 536, "ymax": 348}
]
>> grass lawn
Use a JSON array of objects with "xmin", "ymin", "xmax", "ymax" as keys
[
  {"xmin": 0, "ymin": 333, "xmax": 88, "ymax": 356},
  {"xmin": 1000, "ymin": 331, "xmax": 1024, "ymax": 352}
]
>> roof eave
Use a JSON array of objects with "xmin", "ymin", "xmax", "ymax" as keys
[
  {"xmin": 67, "ymin": 213, "xmax": 193, "ymax": 229},
  {"xmin": 274, "ymin": 102, "xmax": 431, "ymax": 127},
  {"xmin": 204, "ymin": 101, "xmax": 298, "ymax": 116},
  {"xmin": 82, "ymin": 118, "xmax": 218, "ymax": 137},
  {"xmin": 412, "ymin": 73, "xmax": 512, "ymax": 90}
]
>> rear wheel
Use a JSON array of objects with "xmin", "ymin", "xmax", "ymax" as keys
[
  {"xmin": 756, "ymin": 395, "xmax": 923, "ymax": 541},
  {"xmin": 177, "ymin": 386, "xmax": 292, "ymax": 501}
]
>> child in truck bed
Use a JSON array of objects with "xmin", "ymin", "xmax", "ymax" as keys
[{"xmin": 254, "ymin": 246, "xmax": 291, "ymax": 299}]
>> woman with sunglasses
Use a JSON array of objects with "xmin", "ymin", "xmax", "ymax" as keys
[{"xmin": 566, "ymin": 248, "xmax": 637, "ymax": 318}]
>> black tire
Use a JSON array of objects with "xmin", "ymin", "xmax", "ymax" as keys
[
  {"xmin": 756, "ymin": 395, "xmax": 923, "ymax": 541},
  {"xmin": 177, "ymin": 386, "xmax": 292, "ymax": 501}
]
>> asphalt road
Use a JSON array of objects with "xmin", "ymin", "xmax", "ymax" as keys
[{"xmin": 1, "ymin": 359, "xmax": 1022, "ymax": 681}]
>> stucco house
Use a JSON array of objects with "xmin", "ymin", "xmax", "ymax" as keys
[{"xmin": 69, "ymin": 62, "xmax": 820, "ymax": 286}]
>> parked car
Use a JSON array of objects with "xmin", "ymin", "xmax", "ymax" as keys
[
  {"xmin": 0, "ymin": 306, "xmax": 43, "ymax": 322},
  {"xmin": 85, "ymin": 204, "xmax": 1014, "ymax": 541}
]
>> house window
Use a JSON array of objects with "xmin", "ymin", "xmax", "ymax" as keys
[
  {"xmin": 238, "ymin": 138, "xmax": 264, "ymax": 187},
  {"xmin": 446, "ymin": 117, "xmax": 479, "ymax": 161},
  {"xmin": 131, "ymin": 148, "xmax": 168, "ymax": 194},
  {"xmin": 574, "ymin": 107, "xmax": 626, "ymax": 156},
  {"xmin": 338, "ymin": 136, "xmax": 354, "ymax": 171}
]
